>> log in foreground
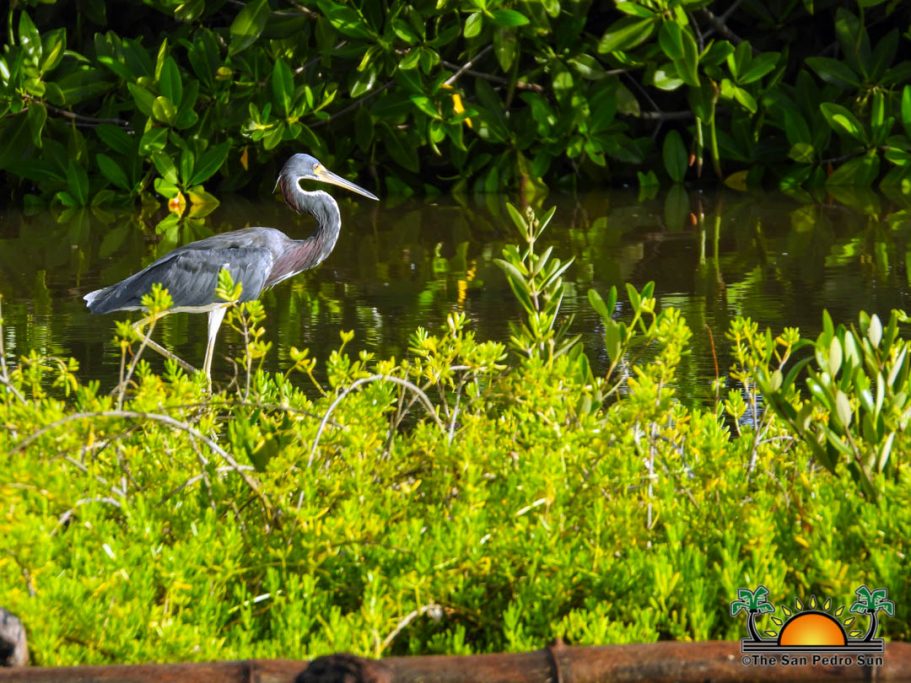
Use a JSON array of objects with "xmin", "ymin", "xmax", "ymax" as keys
[{"xmin": 1, "ymin": 641, "xmax": 909, "ymax": 682}]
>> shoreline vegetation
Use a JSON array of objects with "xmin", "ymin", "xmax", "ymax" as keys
[
  {"xmin": 2, "ymin": 2, "xmax": 911, "ymax": 204},
  {"xmin": 1, "ymin": 206, "xmax": 908, "ymax": 665}
]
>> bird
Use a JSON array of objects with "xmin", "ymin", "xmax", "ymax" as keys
[{"xmin": 84, "ymin": 153, "xmax": 379, "ymax": 383}]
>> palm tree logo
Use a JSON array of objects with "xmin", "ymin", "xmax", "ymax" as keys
[
  {"xmin": 850, "ymin": 586, "xmax": 894, "ymax": 642},
  {"xmin": 731, "ymin": 586, "xmax": 891, "ymax": 655},
  {"xmin": 730, "ymin": 586, "xmax": 775, "ymax": 642}
]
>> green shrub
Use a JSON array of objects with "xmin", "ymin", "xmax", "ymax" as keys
[
  {"xmin": 1, "ymin": 206, "xmax": 909, "ymax": 665},
  {"xmin": 4, "ymin": 2, "xmax": 911, "ymax": 202}
]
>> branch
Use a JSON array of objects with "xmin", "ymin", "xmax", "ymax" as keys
[
  {"xmin": 309, "ymin": 374, "xmax": 447, "ymax": 467},
  {"xmin": 54, "ymin": 496, "xmax": 122, "ymax": 532},
  {"xmin": 11, "ymin": 410, "xmax": 271, "ymax": 512},
  {"xmin": 310, "ymin": 81, "xmax": 392, "ymax": 129},
  {"xmin": 637, "ymin": 110, "xmax": 694, "ymax": 121},
  {"xmin": 380, "ymin": 604, "xmax": 446, "ymax": 654},
  {"xmin": 699, "ymin": 0, "xmax": 747, "ymax": 45},
  {"xmin": 444, "ymin": 45, "xmax": 493, "ymax": 87},
  {"xmin": 22, "ymin": 95, "xmax": 131, "ymax": 129},
  {"xmin": 440, "ymin": 60, "xmax": 544, "ymax": 93}
]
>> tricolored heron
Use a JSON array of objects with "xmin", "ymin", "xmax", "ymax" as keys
[{"xmin": 84, "ymin": 153, "xmax": 378, "ymax": 382}]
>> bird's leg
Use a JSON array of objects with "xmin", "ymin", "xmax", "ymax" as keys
[
  {"xmin": 131, "ymin": 315, "xmax": 197, "ymax": 374},
  {"xmin": 202, "ymin": 305, "xmax": 228, "ymax": 388}
]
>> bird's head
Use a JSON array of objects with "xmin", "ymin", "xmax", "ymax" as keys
[{"xmin": 277, "ymin": 154, "xmax": 378, "ymax": 209}]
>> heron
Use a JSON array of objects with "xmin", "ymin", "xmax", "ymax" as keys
[{"xmin": 84, "ymin": 153, "xmax": 378, "ymax": 382}]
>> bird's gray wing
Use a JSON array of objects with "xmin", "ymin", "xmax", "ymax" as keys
[{"xmin": 86, "ymin": 246, "xmax": 274, "ymax": 313}]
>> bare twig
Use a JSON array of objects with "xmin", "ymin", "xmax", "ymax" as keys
[
  {"xmin": 441, "ymin": 58, "xmax": 544, "ymax": 92},
  {"xmin": 54, "ymin": 496, "xmax": 123, "ymax": 533},
  {"xmin": 116, "ymin": 314, "xmax": 160, "ymax": 409},
  {"xmin": 638, "ymin": 110, "xmax": 694, "ymax": 121},
  {"xmin": 310, "ymin": 81, "xmax": 392, "ymax": 129},
  {"xmin": 309, "ymin": 374, "xmax": 447, "ymax": 467},
  {"xmin": 380, "ymin": 604, "xmax": 446, "ymax": 654},
  {"xmin": 699, "ymin": 0, "xmax": 747, "ymax": 45},
  {"xmin": 166, "ymin": 464, "xmax": 254, "ymax": 500},
  {"xmin": 22, "ymin": 95, "xmax": 131, "ymax": 129},
  {"xmin": 444, "ymin": 45, "xmax": 493, "ymax": 87},
  {"xmin": 11, "ymin": 410, "xmax": 271, "ymax": 512}
]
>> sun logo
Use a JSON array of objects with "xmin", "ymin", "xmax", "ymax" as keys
[{"xmin": 731, "ymin": 585, "xmax": 892, "ymax": 667}]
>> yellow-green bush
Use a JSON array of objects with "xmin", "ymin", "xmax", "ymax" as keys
[{"xmin": 1, "ymin": 207, "xmax": 909, "ymax": 665}]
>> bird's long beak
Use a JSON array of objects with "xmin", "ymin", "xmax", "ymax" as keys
[{"xmin": 312, "ymin": 166, "xmax": 379, "ymax": 201}]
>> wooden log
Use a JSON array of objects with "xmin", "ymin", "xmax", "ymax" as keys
[{"xmin": 1, "ymin": 641, "xmax": 909, "ymax": 682}]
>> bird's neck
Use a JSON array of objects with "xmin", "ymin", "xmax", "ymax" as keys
[
  {"xmin": 296, "ymin": 189, "xmax": 341, "ymax": 266},
  {"xmin": 266, "ymin": 189, "xmax": 342, "ymax": 288}
]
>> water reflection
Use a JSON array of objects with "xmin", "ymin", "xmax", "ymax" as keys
[{"xmin": 1, "ymin": 189, "xmax": 910, "ymax": 403}]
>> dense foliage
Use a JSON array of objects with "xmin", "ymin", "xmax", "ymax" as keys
[
  {"xmin": 1, "ymin": 206, "xmax": 909, "ymax": 664},
  {"xmin": 3, "ymin": 1, "xmax": 911, "ymax": 205}
]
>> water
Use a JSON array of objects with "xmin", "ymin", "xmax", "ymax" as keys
[{"xmin": 2, "ymin": 189, "xmax": 910, "ymax": 403}]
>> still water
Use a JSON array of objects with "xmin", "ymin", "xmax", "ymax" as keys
[{"xmin": 1, "ymin": 189, "xmax": 910, "ymax": 403}]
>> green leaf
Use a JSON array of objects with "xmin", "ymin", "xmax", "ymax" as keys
[
  {"xmin": 902, "ymin": 86, "xmax": 911, "ymax": 139},
  {"xmin": 175, "ymin": 0, "xmax": 205, "ymax": 22},
  {"xmin": 658, "ymin": 21, "xmax": 685, "ymax": 60},
  {"xmin": 18, "ymin": 11, "xmax": 42, "ymax": 63},
  {"xmin": 739, "ymin": 52, "xmax": 779, "ymax": 84},
  {"xmin": 662, "ymin": 130, "xmax": 687, "ymax": 183},
  {"xmin": 186, "ymin": 28, "xmax": 221, "ymax": 88},
  {"xmin": 159, "ymin": 56, "xmax": 183, "ymax": 107},
  {"xmin": 229, "ymin": 0, "xmax": 270, "ymax": 55},
  {"xmin": 189, "ymin": 142, "xmax": 230, "ymax": 186},
  {"xmin": 652, "ymin": 65, "xmax": 684, "ymax": 91},
  {"xmin": 151, "ymin": 151, "xmax": 179, "ymax": 184},
  {"xmin": 884, "ymin": 147, "xmax": 911, "ymax": 167},
  {"xmin": 26, "ymin": 102, "xmax": 46, "ymax": 148},
  {"xmin": 721, "ymin": 79, "xmax": 756, "ymax": 113},
  {"xmin": 615, "ymin": 2, "xmax": 655, "ymax": 18},
  {"xmin": 127, "ymin": 83, "xmax": 156, "ymax": 117},
  {"xmin": 65, "ymin": 161, "xmax": 89, "ymax": 206},
  {"xmin": 140, "ymin": 127, "xmax": 169, "ymax": 155},
  {"xmin": 152, "ymin": 96, "xmax": 177, "ymax": 125},
  {"xmin": 806, "ymin": 57, "xmax": 860, "ymax": 88},
  {"xmin": 96, "ymin": 124, "xmax": 133, "ymax": 156},
  {"xmin": 820, "ymin": 103, "xmax": 866, "ymax": 143},
  {"xmin": 659, "ymin": 21, "xmax": 699, "ymax": 86},
  {"xmin": 410, "ymin": 96, "xmax": 439, "ymax": 119},
  {"xmin": 179, "ymin": 148, "xmax": 195, "ymax": 184},
  {"xmin": 271, "ymin": 59, "xmax": 294, "ymax": 118},
  {"xmin": 40, "ymin": 28, "xmax": 67, "ymax": 74},
  {"xmin": 494, "ymin": 28, "xmax": 518, "ymax": 72},
  {"xmin": 490, "ymin": 9, "xmax": 529, "ymax": 27},
  {"xmin": 835, "ymin": 390, "xmax": 853, "ymax": 428},
  {"xmin": 391, "ymin": 18, "xmax": 419, "ymax": 44},
  {"xmin": 587, "ymin": 289, "xmax": 612, "ymax": 322},
  {"xmin": 826, "ymin": 152, "xmax": 880, "ymax": 187},
  {"xmin": 96, "ymin": 153, "xmax": 131, "ymax": 190},
  {"xmin": 316, "ymin": 0, "xmax": 373, "ymax": 39},
  {"xmin": 350, "ymin": 66, "xmax": 377, "ymax": 98},
  {"xmin": 464, "ymin": 12, "xmax": 483, "ymax": 39},
  {"xmin": 788, "ymin": 142, "xmax": 815, "ymax": 164},
  {"xmin": 835, "ymin": 8, "xmax": 870, "ymax": 76},
  {"xmin": 725, "ymin": 41, "xmax": 749, "ymax": 80},
  {"xmin": 782, "ymin": 109, "xmax": 811, "ymax": 146},
  {"xmin": 598, "ymin": 17, "xmax": 654, "ymax": 54}
]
